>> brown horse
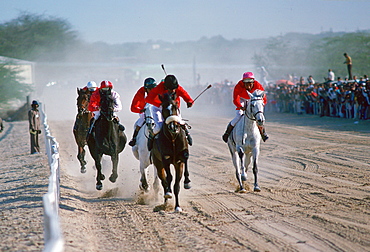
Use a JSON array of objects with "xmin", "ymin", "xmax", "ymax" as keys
[
  {"xmin": 87, "ymin": 88, "xmax": 127, "ymax": 190},
  {"xmin": 73, "ymin": 88, "xmax": 93, "ymax": 173},
  {"xmin": 151, "ymin": 92, "xmax": 190, "ymax": 212}
]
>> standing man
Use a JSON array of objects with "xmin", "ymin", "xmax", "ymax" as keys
[
  {"xmin": 327, "ymin": 69, "xmax": 335, "ymax": 82},
  {"xmin": 28, "ymin": 100, "xmax": 41, "ymax": 154},
  {"xmin": 343, "ymin": 53, "xmax": 352, "ymax": 80},
  {"xmin": 0, "ymin": 117, "xmax": 4, "ymax": 133}
]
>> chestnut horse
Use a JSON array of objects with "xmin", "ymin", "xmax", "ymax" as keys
[
  {"xmin": 151, "ymin": 93, "xmax": 191, "ymax": 212},
  {"xmin": 73, "ymin": 88, "xmax": 93, "ymax": 173}
]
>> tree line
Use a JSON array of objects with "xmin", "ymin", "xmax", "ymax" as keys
[{"xmin": 0, "ymin": 12, "xmax": 369, "ymax": 110}]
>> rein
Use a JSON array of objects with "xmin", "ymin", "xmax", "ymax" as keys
[{"xmin": 244, "ymin": 97, "xmax": 264, "ymax": 121}]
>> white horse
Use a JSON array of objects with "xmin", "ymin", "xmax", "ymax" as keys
[
  {"xmin": 227, "ymin": 90, "xmax": 266, "ymax": 192},
  {"xmin": 131, "ymin": 104, "xmax": 160, "ymax": 193}
]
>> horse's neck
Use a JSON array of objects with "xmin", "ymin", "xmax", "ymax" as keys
[{"xmin": 235, "ymin": 114, "xmax": 257, "ymax": 135}]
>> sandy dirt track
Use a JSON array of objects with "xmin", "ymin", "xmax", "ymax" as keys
[
  {"xmin": 1, "ymin": 100, "xmax": 370, "ymax": 251},
  {"xmin": 47, "ymin": 108, "xmax": 370, "ymax": 252}
]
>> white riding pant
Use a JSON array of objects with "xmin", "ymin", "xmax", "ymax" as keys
[
  {"xmin": 230, "ymin": 99, "xmax": 247, "ymax": 126},
  {"xmin": 133, "ymin": 113, "xmax": 145, "ymax": 128},
  {"xmin": 149, "ymin": 105, "xmax": 184, "ymax": 135}
]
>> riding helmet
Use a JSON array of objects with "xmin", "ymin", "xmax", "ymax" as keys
[
  {"xmin": 164, "ymin": 75, "xmax": 179, "ymax": 90},
  {"xmin": 144, "ymin": 77, "xmax": 157, "ymax": 89},
  {"xmin": 86, "ymin": 81, "xmax": 97, "ymax": 91},
  {"xmin": 100, "ymin": 80, "xmax": 113, "ymax": 89},
  {"xmin": 31, "ymin": 100, "xmax": 39, "ymax": 106}
]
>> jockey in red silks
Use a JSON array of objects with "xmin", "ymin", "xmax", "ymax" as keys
[
  {"xmin": 145, "ymin": 74, "xmax": 194, "ymax": 146},
  {"xmin": 222, "ymin": 71, "xmax": 269, "ymax": 143},
  {"xmin": 88, "ymin": 80, "xmax": 125, "ymax": 132},
  {"xmin": 128, "ymin": 77, "xmax": 157, "ymax": 146}
]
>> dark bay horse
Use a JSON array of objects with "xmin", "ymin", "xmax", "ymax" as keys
[
  {"xmin": 87, "ymin": 88, "xmax": 127, "ymax": 190},
  {"xmin": 73, "ymin": 88, "xmax": 93, "ymax": 173},
  {"xmin": 151, "ymin": 93, "xmax": 191, "ymax": 212}
]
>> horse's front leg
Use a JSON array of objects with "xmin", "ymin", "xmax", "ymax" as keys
[
  {"xmin": 174, "ymin": 162, "xmax": 184, "ymax": 212},
  {"xmin": 231, "ymin": 148, "xmax": 244, "ymax": 192},
  {"xmin": 152, "ymin": 156, "xmax": 169, "ymax": 203},
  {"xmin": 78, "ymin": 146, "xmax": 87, "ymax": 173},
  {"xmin": 109, "ymin": 154, "xmax": 119, "ymax": 183},
  {"xmin": 95, "ymin": 154, "xmax": 105, "ymax": 190},
  {"xmin": 183, "ymin": 150, "xmax": 191, "ymax": 189},
  {"xmin": 163, "ymin": 158, "xmax": 173, "ymax": 199},
  {"xmin": 252, "ymin": 149, "xmax": 261, "ymax": 192},
  {"xmin": 139, "ymin": 162, "xmax": 149, "ymax": 192}
]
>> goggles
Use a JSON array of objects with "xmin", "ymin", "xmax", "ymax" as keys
[
  {"xmin": 101, "ymin": 87, "xmax": 110, "ymax": 91},
  {"xmin": 243, "ymin": 78, "xmax": 254, "ymax": 83}
]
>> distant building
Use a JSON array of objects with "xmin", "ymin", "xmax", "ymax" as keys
[{"xmin": 0, "ymin": 56, "xmax": 35, "ymax": 85}]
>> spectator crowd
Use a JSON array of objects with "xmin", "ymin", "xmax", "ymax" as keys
[{"xmin": 190, "ymin": 74, "xmax": 370, "ymax": 121}]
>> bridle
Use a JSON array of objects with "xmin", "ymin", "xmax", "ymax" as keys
[
  {"xmin": 244, "ymin": 96, "xmax": 265, "ymax": 121},
  {"xmin": 77, "ymin": 93, "xmax": 90, "ymax": 116}
]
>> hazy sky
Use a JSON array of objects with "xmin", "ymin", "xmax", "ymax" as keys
[{"xmin": 2, "ymin": 0, "xmax": 370, "ymax": 44}]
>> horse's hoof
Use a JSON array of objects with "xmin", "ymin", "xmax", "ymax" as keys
[
  {"xmin": 96, "ymin": 184, "xmax": 103, "ymax": 190},
  {"xmin": 184, "ymin": 182, "xmax": 191, "ymax": 189},
  {"xmin": 239, "ymin": 188, "xmax": 247, "ymax": 193},
  {"xmin": 164, "ymin": 192, "xmax": 172, "ymax": 199},
  {"xmin": 254, "ymin": 186, "xmax": 261, "ymax": 192},
  {"xmin": 175, "ymin": 206, "xmax": 183, "ymax": 212},
  {"xmin": 80, "ymin": 166, "xmax": 87, "ymax": 174},
  {"xmin": 139, "ymin": 183, "xmax": 149, "ymax": 192},
  {"xmin": 241, "ymin": 174, "xmax": 247, "ymax": 181},
  {"xmin": 109, "ymin": 174, "xmax": 118, "ymax": 183}
]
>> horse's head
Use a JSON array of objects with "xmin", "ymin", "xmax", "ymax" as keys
[
  {"xmin": 160, "ymin": 92, "xmax": 181, "ymax": 134},
  {"xmin": 246, "ymin": 90, "xmax": 265, "ymax": 126},
  {"xmin": 143, "ymin": 103, "xmax": 155, "ymax": 131},
  {"xmin": 76, "ymin": 88, "xmax": 90, "ymax": 114},
  {"xmin": 99, "ymin": 88, "xmax": 115, "ymax": 121},
  {"xmin": 159, "ymin": 92, "xmax": 179, "ymax": 119}
]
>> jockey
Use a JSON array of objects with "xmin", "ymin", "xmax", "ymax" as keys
[
  {"xmin": 145, "ymin": 74, "xmax": 194, "ymax": 147},
  {"xmin": 88, "ymin": 80, "xmax": 125, "ymax": 133},
  {"xmin": 73, "ymin": 81, "xmax": 98, "ymax": 132},
  {"xmin": 128, "ymin": 77, "xmax": 157, "ymax": 146},
  {"xmin": 84, "ymin": 81, "xmax": 98, "ymax": 92},
  {"xmin": 222, "ymin": 71, "xmax": 269, "ymax": 143}
]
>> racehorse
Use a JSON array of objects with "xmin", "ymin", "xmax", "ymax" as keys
[
  {"xmin": 227, "ymin": 90, "xmax": 266, "ymax": 193},
  {"xmin": 151, "ymin": 93, "xmax": 191, "ymax": 212},
  {"xmin": 73, "ymin": 88, "xmax": 93, "ymax": 173},
  {"xmin": 131, "ymin": 103, "xmax": 160, "ymax": 193},
  {"xmin": 87, "ymin": 88, "xmax": 127, "ymax": 190}
]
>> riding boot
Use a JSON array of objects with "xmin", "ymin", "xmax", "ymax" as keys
[
  {"xmin": 86, "ymin": 118, "xmax": 95, "ymax": 140},
  {"xmin": 258, "ymin": 125, "xmax": 269, "ymax": 142},
  {"xmin": 222, "ymin": 123, "xmax": 234, "ymax": 143},
  {"xmin": 118, "ymin": 123, "xmax": 125, "ymax": 131},
  {"xmin": 114, "ymin": 116, "xmax": 125, "ymax": 131},
  {"xmin": 181, "ymin": 125, "xmax": 192, "ymax": 146},
  {"xmin": 128, "ymin": 126, "xmax": 141, "ymax": 146}
]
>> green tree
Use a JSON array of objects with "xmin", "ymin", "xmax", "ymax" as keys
[
  {"xmin": 0, "ymin": 63, "xmax": 31, "ymax": 105},
  {"xmin": 0, "ymin": 12, "xmax": 78, "ymax": 61}
]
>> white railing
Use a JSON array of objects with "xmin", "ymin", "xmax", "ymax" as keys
[{"xmin": 41, "ymin": 104, "xmax": 65, "ymax": 252}]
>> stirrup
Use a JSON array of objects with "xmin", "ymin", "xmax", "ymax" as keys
[{"xmin": 262, "ymin": 133, "xmax": 269, "ymax": 142}]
